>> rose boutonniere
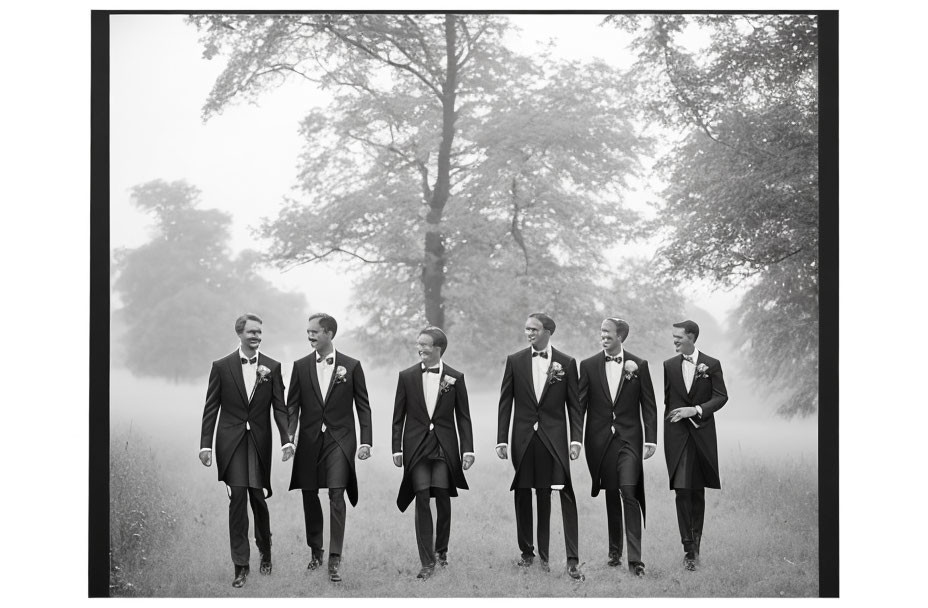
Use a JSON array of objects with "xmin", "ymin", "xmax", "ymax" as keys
[
  {"xmin": 547, "ymin": 361, "xmax": 565, "ymax": 384},
  {"xmin": 256, "ymin": 365, "xmax": 271, "ymax": 384},
  {"xmin": 439, "ymin": 376, "xmax": 456, "ymax": 394},
  {"xmin": 333, "ymin": 365, "xmax": 348, "ymax": 385},
  {"xmin": 695, "ymin": 363, "xmax": 709, "ymax": 379},
  {"xmin": 623, "ymin": 360, "xmax": 639, "ymax": 381}
]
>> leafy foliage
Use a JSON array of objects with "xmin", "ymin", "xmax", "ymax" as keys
[
  {"xmin": 613, "ymin": 14, "xmax": 819, "ymax": 416},
  {"xmin": 112, "ymin": 179, "xmax": 308, "ymax": 381},
  {"xmin": 188, "ymin": 14, "xmax": 669, "ymax": 376}
]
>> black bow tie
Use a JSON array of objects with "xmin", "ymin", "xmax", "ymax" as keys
[
  {"xmin": 605, "ymin": 355, "xmax": 622, "ymax": 363},
  {"xmin": 532, "ymin": 351, "xmax": 548, "ymax": 359},
  {"xmin": 682, "ymin": 355, "xmax": 694, "ymax": 363},
  {"xmin": 422, "ymin": 366, "xmax": 440, "ymax": 374},
  {"xmin": 241, "ymin": 356, "xmax": 257, "ymax": 365},
  {"xmin": 317, "ymin": 355, "xmax": 334, "ymax": 365}
]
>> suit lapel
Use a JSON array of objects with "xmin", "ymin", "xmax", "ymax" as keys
[
  {"xmin": 228, "ymin": 352, "xmax": 249, "ymax": 405},
  {"xmin": 308, "ymin": 355, "xmax": 325, "ymax": 406},
  {"xmin": 598, "ymin": 353, "xmax": 611, "ymax": 404},
  {"xmin": 323, "ymin": 353, "xmax": 338, "ymax": 404},
  {"xmin": 520, "ymin": 349, "xmax": 539, "ymax": 407},
  {"xmin": 413, "ymin": 367, "xmax": 431, "ymax": 418},
  {"xmin": 536, "ymin": 349, "xmax": 556, "ymax": 406},
  {"xmin": 612, "ymin": 356, "xmax": 626, "ymax": 407}
]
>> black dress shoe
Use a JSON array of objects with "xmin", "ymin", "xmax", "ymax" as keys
[
  {"xmin": 684, "ymin": 552, "xmax": 697, "ymax": 571},
  {"xmin": 437, "ymin": 552, "xmax": 448, "ymax": 567},
  {"xmin": 517, "ymin": 556, "xmax": 534, "ymax": 567},
  {"xmin": 232, "ymin": 565, "xmax": 249, "ymax": 588},
  {"xmin": 328, "ymin": 556, "xmax": 342, "ymax": 583},
  {"xmin": 567, "ymin": 564, "xmax": 585, "ymax": 582},
  {"xmin": 607, "ymin": 552, "xmax": 622, "ymax": 568},
  {"xmin": 539, "ymin": 559, "xmax": 551, "ymax": 573},
  {"xmin": 259, "ymin": 552, "xmax": 272, "ymax": 575},
  {"xmin": 416, "ymin": 565, "xmax": 435, "ymax": 580},
  {"xmin": 630, "ymin": 561, "xmax": 646, "ymax": 577},
  {"xmin": 307, "ymin": 550, "xmax": 324, "ymax": 571}
]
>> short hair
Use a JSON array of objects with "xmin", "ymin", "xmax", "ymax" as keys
[
  {"xmin": 528, "ymin": 312, "xmax": 556, "ymax": 335},
  {"xmin": 235, "ymin": 313, "xmax": 263, "ymax": 334},
  {"xmin": 673, "ymin": 320, "xmax": 700, "ymax": 342},
  {"xmin": 419, "ymin": 326, "xmax": 448, "ymax": 355},
  {"xmin": 308, "ymin": 313, "xmax": 338, "ymax": 338},
  {"xmin": 603, "ymin": 317, "xmax": 630, "ymax": 341}
]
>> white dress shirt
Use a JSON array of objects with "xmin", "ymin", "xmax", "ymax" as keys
[
  {"xmin": 531, "ymin": 345, "xmax": 552, "ymax": 401},
  {"xmin": 315, "ymin": 348, "xmax": 336, "ymax": 400},
  {"xmin": 681, "ymin": 347, "xmax": 703, "ymax": 424},
  {"xmin": 604, "ymin": 347, "xmax": 624, "ymax": 403}
]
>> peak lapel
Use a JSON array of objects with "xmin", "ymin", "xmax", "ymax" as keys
[
  {"xmin": 308, "ymin": 356, "xmax": 325, "ymax": 406},
  {"xmin": 536, "ymin": 350, "xmax": 557, "ymax": 406},
  {"xmin": 686, "ymin": 353, "xmax": 700, "ymax": 399},
  {"xmin": 323, "ymin": 354, "xmax": 338, "ymax": 404},
  {"xmin": 598, "ymin": 353, "xmax": 611, "ymax": 404},
  {"xmin": 520, "ymin": 349, "xmax": 539, "ymax": 407},
  {"xmin": 228, "ymin": 353, "xmax": 249, "ymax": 405}
]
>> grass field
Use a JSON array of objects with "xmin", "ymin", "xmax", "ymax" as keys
[{"xmin": 109, "ymin": 367, "xmax": 818, "ymax": 597}]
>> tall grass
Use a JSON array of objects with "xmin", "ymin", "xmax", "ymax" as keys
[{"xmin": 109, "ymin": 424, "xmax": 185, "ymax": 596}]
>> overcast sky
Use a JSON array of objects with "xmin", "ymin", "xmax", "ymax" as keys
[{"xmin": 109, "ymin": 14, "xmax": 740, "ymax": 328}]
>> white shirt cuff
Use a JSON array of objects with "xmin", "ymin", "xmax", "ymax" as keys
[
  {"xmin": 392, "ymin": 452, "xmax": 403, "ymax": 458},
  {"xmin": 570, "ymin": 441, "xmax": 582, "ymax": 447},
  {"xmin": 282, "ymin": 443, "xmax": 295, "ymax": 450},
  {"xmin": 462, "ymin": 452, "xmax": 475, "ymax": 458},
  {"xmin": 199, "ymin": 448, "xmax": 211, "ymax": 454},
  {"xmin": 694, "ymin": 405, "xmax": 703, "ymax": 416},
  {"xmin": 496, "ymin": 443, "xmax": 507, "ymax": 449},
  {"xmin": 645, "ymin": 442, "xmax": 657, "ymax": 448}
]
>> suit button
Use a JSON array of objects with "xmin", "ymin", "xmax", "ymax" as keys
[
  {"xmin": 429, "ymin": 423, "xmax": 434, "ymax": 431},
  {"xmin": 612, "ymin": 413, "xmax": 616, "ymax": 420},
  {"xmin": 533, "ymin": 422, "xmax": 539, "ymax": 431},
  {"xmin": 246, "ymin": 421, "xmax": 251, "ymax": 431},
  {"xmin": 321, "ymin": 423, "xmax": 327, "ymax": 433},
  {"xmin": 611, "ymin": 426, "xmax": 615, "ymax": 434}
]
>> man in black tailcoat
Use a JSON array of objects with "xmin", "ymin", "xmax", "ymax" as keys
[
  {"xmin": 288, "ymin": 313, "xmax": 372, "ymax": 583},
  {"xmin": 663, "ymin": 319, "xmax": 729, "ymax": 571},
  {"xmin": 392, "ymin": 326, "xmax": 475, "ymax": 580},
  {"xmin": 578, "ymin": 317, "xmax": 657, "ymax": 576},
  {"xmin": 497, "ymin": 312, "xmax": 585, "ymax": 581},
  {"xmin": 199, "ymin": 313, "xmax": 292, "ymax": 588}
]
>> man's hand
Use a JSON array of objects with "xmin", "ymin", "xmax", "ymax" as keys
[
  {"xmin": 357, "ymin": 445, "xmax": 371, "ymax": 460},
  {"xmin": 462, "ymin": 454, "xmax": 475, "ymax": 470},
  {"xmin": 496, "ymin": 445, "xmax": 508, "ymax": 460},
  {"xmin": 569, "ymin": 444, "xmax": 581, "ymax": 460},
  {"xmin": 667, "ymin": 407, "xmax": 697, "ymax": 423},
  {"xmin": 392, "ymin": 454, "xmax": 403, "ymax": 467},
  {"xmin": 282, "ymin": 445, "xmax": 294, "ymax": 462},
  {"xmin": 643, "ymin": 445, "xmax": 656, "ymax": 460},
  {"xmin": 199, "ymin": 451, "xmax": 211, "ymax": 467}
]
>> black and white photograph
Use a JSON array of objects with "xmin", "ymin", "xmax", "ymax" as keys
[{"xmin": 90, "ymin": 8, "xmax": 836, "ymax": 599}]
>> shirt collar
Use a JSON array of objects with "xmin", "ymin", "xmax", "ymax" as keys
[
  {"xmin": 604, "ymin": 346, "xmax": 624, "ymax": 360},
  {"xmin": 683, "ymin": 347, "xmax": 700, "ymax": 363},
  {"xmin": 239, "ymin": 348, "xmax": 259, "ymax": 363},
  {"xmin": 532, "ymin": 344, "xmax": 552, "ymax": 359},
  {"xmin": 315, "ymin": 348, "xmax": 337, "ymax": 364},
  {"xmin": 422, "ymin": 359, "xmax": 443, "ymax": 375}
]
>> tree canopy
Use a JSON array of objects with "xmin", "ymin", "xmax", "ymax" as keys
[
  {"xmin": 612, "ymin": 14, "xmax": 819, "ymax": 416},
  {"xmin": 112, "ymin": 179, "xmax": 308, "ymax": 381},
  {"xmin": 189, "ymin": 14, "xmax": 673, "ymax": 376}
]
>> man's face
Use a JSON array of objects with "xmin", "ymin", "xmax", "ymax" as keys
[
  {"xmin": 238, "ymin": 319, "xmax": 262, "ymax": 353},
  {"xmin": 416, "ymin": 333, "xmax": 441, "ymax": 367},
  {"xmin": 601, "ymin": 320, "xmax": 622, "ymax": 354},
  {"xmin": 672, "ymin": 327, "xmax": 695, "ymax": 355},
  {"xmin": 525, "ymin": 316, "xmax": 551, "ymax": 351},
  {"xmin": 307, "ymin": 318, "xmax": 333, "ymax": 354}
]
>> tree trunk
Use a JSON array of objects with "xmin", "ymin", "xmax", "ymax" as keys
[{"xmin": 422, "ymin": 14, "xmax": 458, "ymax": 329}]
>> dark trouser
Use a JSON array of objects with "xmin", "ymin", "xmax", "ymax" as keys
[
  {"xmin": 415, "ymin": 488, "xmax": 451, "ymax": 566},
  {"xmin": 674, "ymin": 489, "xmax": 705, "ymax": 554},
  {"xmin": 514, "ymin": 488, "xmax": 579, "ymax": 565},
  {"xmin": 606, "ymin": 486, "xmax": 642, "ymax": 565},
  {"xmin": 228, "ymin": 485, "xmax": 270, "ymax": 567},
  {"xmin": 302, "ymin": 488, "xmax": 347, "ymax": 557}
]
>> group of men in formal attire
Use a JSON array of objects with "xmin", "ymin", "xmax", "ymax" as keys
[{"xmin": 199, "ymin": 311, "xmax": 728, "ymax": 588}]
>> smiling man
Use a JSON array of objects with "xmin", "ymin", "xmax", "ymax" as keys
[
  {"xmin": 199, "ymin": 313, "xmax": 292, "ymax": 589},
  {"xmin": 497, "ymin": 313, "xmax": 585, "ymax": 581},
  {"xmin": 391, "ymin": 326, "xmax": 474, "ymax": 580},
  {"xmin": 662, "ymin": 320, "xmax": 729, "ymax": 572},
  {"xmin": 578, "ymin": 318, "xmax": 657, "ymax": 576},
  {"xmin": 287, "ymin": 313, "xmax": 372, "ymax": 583}
]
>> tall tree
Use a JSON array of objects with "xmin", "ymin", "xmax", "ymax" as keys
[
  {"xmin": 189, "ymin": 14, "xmax": 654, "ymax": 375},
  {"xmin": 612, "ymin": 14, "xmax": 819, "ymax": 416},
  {"xmin": 112, "ymin": 179, "xmax": 308, "ymax": 381}
]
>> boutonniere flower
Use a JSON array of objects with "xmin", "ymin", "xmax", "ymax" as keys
[
  {"xmin": 256, "ymin": 364, "xmax": 271, "ymax": 384},
  {"xmin": 333, "ymin": 365, "xmax": 348, "ymax": 384},
  {"xmin": 695, "ymin": 363, "xmax": 709, "ymax": 379},
  {"xmin": 547, "ymin": 361, "xmax": 565, "ymax": 384},
  {"xmin": 623, "ymin": 360, "xmax": 638, "ymax": 381},
  {"xmin": 439, "ymin": 376, "xmax": 456, "ymax": 394}
]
